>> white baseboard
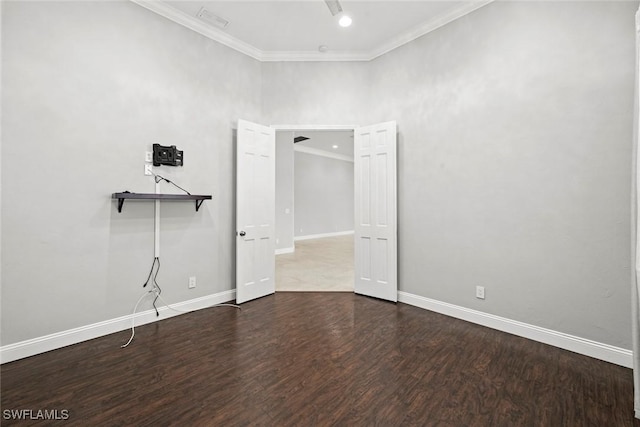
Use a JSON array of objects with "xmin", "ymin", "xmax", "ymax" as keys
[
  {"xmin": 4, "ymin": 289, "xmax": 630, "ymax": 369},
  {"xmin": 294, "ymin": 230, "xmax": 354, "ymax": 241},
  {"xmin": 398, "ymin": 291, "xmax": 633, "ymax": 368},
  {"xmin": 1, "ymin": 289, "xmax": 236, "ymax": 364},
  {"xmin": 275, "ymin": 247, "xmax": 295, "ymax": 255}
]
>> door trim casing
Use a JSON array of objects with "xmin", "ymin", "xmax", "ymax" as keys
[{"xmin": 271, "ymin": 125, "xmax": 358, "ymax": 131}]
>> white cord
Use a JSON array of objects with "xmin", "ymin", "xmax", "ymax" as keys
[
  {"xmin": 121, "ymin": 290, "xmax": 154, "ymax": 348},
  {"xmin": 121, "ymin": 289, "xmax": 240, "ymax": 348},
  {"xmin": 155, "ymin": 292, "xmax": 241, "ymax": 313},
  {"xmin": 211, "ymin": 303, "xmax": 242, "ymax": 309}
]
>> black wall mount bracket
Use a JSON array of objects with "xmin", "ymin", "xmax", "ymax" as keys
[{"xmin": 153, "ymin": 144, "xmax": 183, "ymax": 167}]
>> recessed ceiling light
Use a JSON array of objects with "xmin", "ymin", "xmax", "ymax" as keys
[
  {"xmin": 338, "ymin": 14, "xmax": 352, "ymax": 28},
  {"xmin": 332, "ymin": 145, "xmax": 339, "ymax": 149}
]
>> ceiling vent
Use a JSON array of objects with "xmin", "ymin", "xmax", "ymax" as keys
[
  {"xmin": 324, "ymin": 0, "xmax": 343, "ymax": 16},
  {"xmin": 196, "ymin": 7, "xmax": 229, "ymax": 29}
]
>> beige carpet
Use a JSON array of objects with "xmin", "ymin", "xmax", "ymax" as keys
[{"xmin": 276, "ymin": 235, "xmax": 354, "ymax": 292}]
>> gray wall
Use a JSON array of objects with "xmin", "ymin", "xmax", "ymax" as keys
[
  {"xmin": 275, "ymin": 131, "xmax": 295, "ymax": 250},
  {"xmin": 294, "ymin": 152, "xmax": 354, "ymax": 238},
  {"xmin": 261, "ymin": 61, "xmax": 371, "ymax": 125},
  {"xmin": 369, "ymin": 1, "xmax": 636, "ymax": 349},
  {"xmin": 1, "ymin": 1, "xmax": 261, "ymax": 344},
  {"xmin": 260, "ymin": 1, "xmax": 637, "ymax": 349},
  {"xmin": 2, "ymin": 0, "xmax": 636, "ymax": 352}
]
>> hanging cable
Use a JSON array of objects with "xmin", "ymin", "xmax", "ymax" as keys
[
  {"xmin": 121, "ymin": 292, "xmax": 240, "ymax": 348},
  {"xmin": 121, "ymin": 172, "xmax": 237, "ymax": 349},
  {"xmin": 151, "ymin": 257, "xmax": 161, "ymax": 316},
  {"xmin": 121, "ymin": 290, "xmax": 154, "ymax": 348},
  {"xmin": 141, "ymin": 256, "xmax": 162, "ymax": 316},
  {"xmin": 121, "ymin": 255, "xmax": 240, "ymax": 348},
  {"xmin": 142, "ymin": 257, "xmax": 159, "ymax": 288},
  {"xmin": 151, "ymin": 171, "xmax": 191, "ymax": 195},
  {"xmin": 155, "ymin": 293, "xmax": 241, "ymax": 314}
]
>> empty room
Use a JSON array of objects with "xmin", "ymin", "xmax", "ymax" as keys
[{"xmin": 2, "ymin": 0, "xmax": 640, "ymax": 425}]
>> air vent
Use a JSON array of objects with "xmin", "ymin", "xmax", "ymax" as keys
[
  {"xmin": 294, "ymin": 136, "xmax": 310, "ymax": 143},
  {"xmin": 196, "ymin": 7, "xmax": 229, "ymax": 29},
  {"xmin": 324, "ymin": 0, "xmax": 343, "ymax": 16}
]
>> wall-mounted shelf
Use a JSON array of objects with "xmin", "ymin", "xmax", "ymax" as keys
[{"xmin": 112, "ymin": 192, "xmax": 212, "ymax": 213}]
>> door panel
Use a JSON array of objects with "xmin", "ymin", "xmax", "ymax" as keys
[
  {"xmin": 236, "ymin": 119, "xmax": 275, "ymax": 304},
  {"xmin": 354, "ymin": 121, "xmax": 397, "ymax": 302}
]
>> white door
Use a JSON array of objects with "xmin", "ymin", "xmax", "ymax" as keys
[
  {"xmin": 354, "ymin": 121, "xmax": 397, "ymax": 302},
  {"xmin": 236, "ymin": 119, "xmax": 276, "ymax": 304}
]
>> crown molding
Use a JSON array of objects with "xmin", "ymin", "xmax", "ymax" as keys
[
  {"xmin": 369, "ymin": 0, "xmax": 495, "ymax": 60},
  {"xmin": 131, "ymin": 0, "xmax": 263, "ymax": 60},
  {"xmin": 294, "ymin": 145, "xmax": 354, "ymax": 163},
  {"xmin": 131, "ymin": 0, "xmax": 494, "ymax": 63},
  {"xmin": 260, "ymin": 50, "xmax": 370, "ymax": 62}
]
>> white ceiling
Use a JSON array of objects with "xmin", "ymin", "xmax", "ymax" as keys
[
  {"xmin": 294, "ymin": 130, "xmax": 354, "ymax": 158},
  {"xmin": 138, "ymin": 1, "xmax": 493, "ymax": 61}
]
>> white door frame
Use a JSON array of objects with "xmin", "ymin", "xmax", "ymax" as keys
[
  {"xmin": 272, "ymin": 125, "xmax": 359, "ymax": 131},
  {"xmin": 272, "ymin": 124, "xmax": 358, "ymax": 255},
  {"xmin": 271, "ymin": 121, "xmax": 397, "ymax": 301}
]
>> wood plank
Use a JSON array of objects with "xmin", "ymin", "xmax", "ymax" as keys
[{"xmin": 1, "ymin": 293, "xmax": 636, "ymax": 426}]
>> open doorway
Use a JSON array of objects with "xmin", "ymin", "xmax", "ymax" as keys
[
  {"xmin": 274, "ymin": 128, "xmax": 355, "ymax": 292},
  {"xmin": 236, "ymin": 119, "xmax": 396, "ymax": 304}
]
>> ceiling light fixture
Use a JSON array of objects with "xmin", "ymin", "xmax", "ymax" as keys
[
  {"xmin": 325, "ymin": 0, "xmax": 343, "ymax": 16},
  {"xmin": 318, "ymin": 45, "xmax": 329, "ymax": 53},
  {"xmin": 332, "ymin": 145, "xmax": 339, "ymax": 149},
  {"xmin": 338, "ymin": 14, "xmax": 352, "ymax": 28}
]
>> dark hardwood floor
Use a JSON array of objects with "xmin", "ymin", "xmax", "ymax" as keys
[{"xmin": 1, "ymin": 292, "xmax": 636, "ymax": 426}]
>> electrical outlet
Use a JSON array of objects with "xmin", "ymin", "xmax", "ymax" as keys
[
  {"xmin": 145, "ymin": 151, "xmax": 153, "ymax": 163},
  {"xmin": 476, "ymin": 286, "xmax": 485, "ymax": 300},
  {"xmin": 144, "ymin": 164, "xmax": 153, "ymax": 176},
  {"xmin": 189, "ymin": 276, "xmax": 196, "ymax": 289}
]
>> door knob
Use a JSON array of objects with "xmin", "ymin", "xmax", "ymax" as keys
[{"xmin": 239, "ymin": 231, "xmax": 246, "ymax": 237}]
